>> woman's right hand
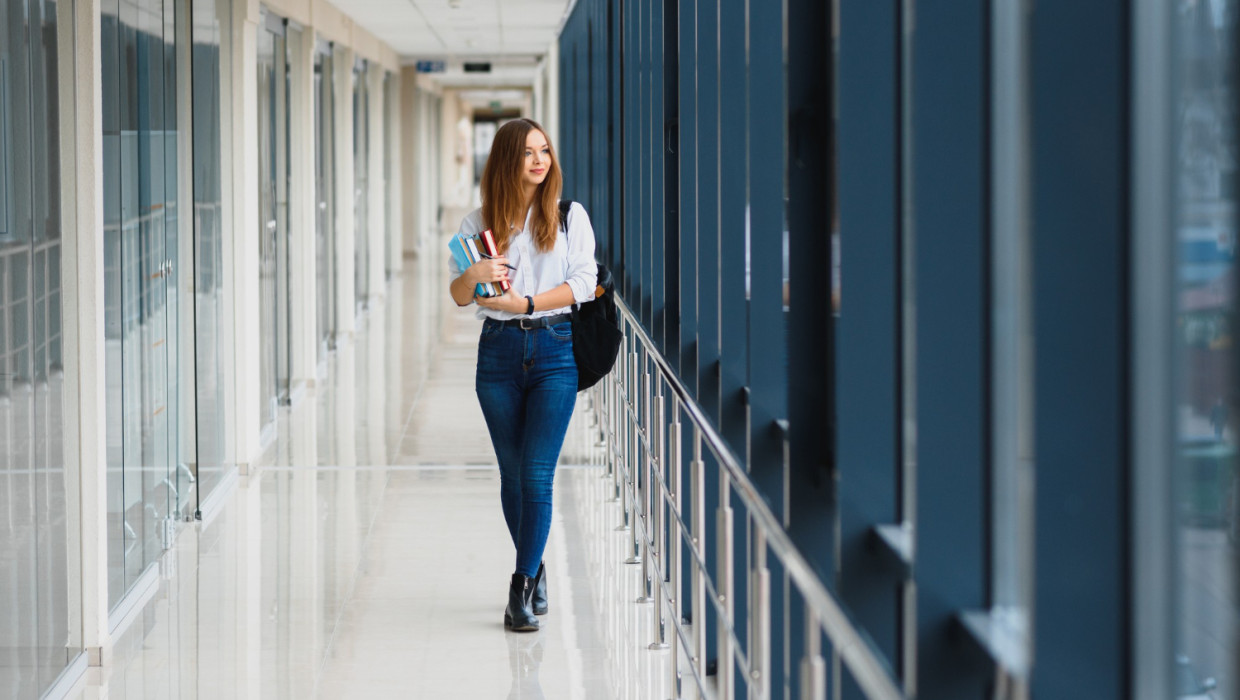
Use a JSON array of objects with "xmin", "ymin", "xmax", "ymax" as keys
[{"xmin": 468, "ymin": 257, "xmax": 511, "ymax": 286}]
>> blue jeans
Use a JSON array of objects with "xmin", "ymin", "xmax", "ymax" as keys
[{"xmin": 475, "ymin": 319, "xmax": 578, "ymax": 578}]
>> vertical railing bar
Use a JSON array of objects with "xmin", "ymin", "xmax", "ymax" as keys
[
  {"xmin": 638, "ymin": 349, "xmax": 655, "ymax": 600},
  {"xmin": 801, "ymin": 613, "xmax": 826, "ymax": 700},
  {"xmin": 718, "ymin": 468, "xmax": 735, "ymax": 700},
  {"xmin": 611, "ymin": 370, "xmax": 623, "ymax": 501},
  {"xmin": 626, "ymin": 345, "xmax": 643, "ymax": 562},
  {"xmin": 751, "ymin": 523, "xmax": 771, "ymax": 699},
  {"xmin": 650, "ymin": 378, "xmax": 671, "ymax": 645},
  {"xmin": 668, "ymin": 392, "xmax": 684, "ymax": 692},
  {"xmin": 691, "ymin": 426, "xmax": 707, "ymax": 677}
]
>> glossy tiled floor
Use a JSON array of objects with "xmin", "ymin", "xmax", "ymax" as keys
[{"xmin": 70, "ymin": 268, "xmax": 678, "ymax": 700}]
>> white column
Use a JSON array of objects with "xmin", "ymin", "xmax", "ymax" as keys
[
  {"xmin": 545, "ymin": 40, "xmax": 560, "ymax": 149},
  {"xmin": 60, "ymin": 0, "xmax": 110, "ymax": 665},
  {"xmin": 533, "ymin": 57, "xmax": 546, "ymax": 125},
  {"xmin": 399, "ymin": 70, "xmax": 419, "ymax": 257},
  {"xmin": 333, "ymin": 47, "xmax": 357, "ymax": 338},
  {"xmin": 439, "ymin": 91, "xmax": 459, "ymax": 208},
  {"xmin": 367, "ymin": 64, "xmax": 385, "ymax": 299},
  {"xmin": 230, "ymin": 0, "xmax": 262, "ymax": 468},
  {"xmin": 288, "ymin": 27, "xmax": 318, "ymax": 388},
  {"xmin": 387, "ymin": 73, "xmax": 403, "ymax": 272},
  {"xmin": 413, "ymin": 86, "xmax": 427, "ymax": 253}
]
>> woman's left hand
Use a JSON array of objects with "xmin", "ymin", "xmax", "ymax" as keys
[{"xmin": 476, "ymin": 288, "xmax": 528, "ymax": 314}]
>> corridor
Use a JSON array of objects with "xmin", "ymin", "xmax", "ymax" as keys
[{"xmin": 77, "ymin": 276, "xmax": 675, "ymax": 699}]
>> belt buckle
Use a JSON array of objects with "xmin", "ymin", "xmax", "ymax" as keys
[{"xmin": 519, "ymin": 317, "xmax": 536, "ymax": 330}]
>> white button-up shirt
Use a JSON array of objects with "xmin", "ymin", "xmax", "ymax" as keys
[{"xmin": 449, "ymin": 201, "xmax": 599, "ymax": 320}]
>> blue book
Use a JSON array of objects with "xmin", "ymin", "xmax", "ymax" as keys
[{"xmin": 449, "ymin": 232, "xmax": 500, "ymax": 298}]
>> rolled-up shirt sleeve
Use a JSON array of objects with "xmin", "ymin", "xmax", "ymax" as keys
[{"xmin": 564, "ymin": 203, "xmax": 599, "ymax": 304}]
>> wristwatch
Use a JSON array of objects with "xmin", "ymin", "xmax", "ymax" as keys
[{"xmin": 525, "ymin": 295, "xmax": 535, "ymax": 315}]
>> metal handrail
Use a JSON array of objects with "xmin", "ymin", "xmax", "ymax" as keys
[{"xmin": 584, "ymin": 295, "xmax": 904, "ymax": 700}]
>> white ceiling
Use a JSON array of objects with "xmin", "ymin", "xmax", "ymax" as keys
[{"xmin": 343, "ymin": 0, "xmax": 573, "ymax": 64}]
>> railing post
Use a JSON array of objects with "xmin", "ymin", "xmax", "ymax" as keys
[
  {"xmin": 667, "ymin": 394, "xmax": 683, "ymax": 691},
  {"xmin": 626, "ymin": 346, "xmax": 642, "ymax": 562},
  {"xmin": 690, "ymin": 428, "xmax": 707, "ymax": 675},
  {"xmin": 649, "ymin": 381, "xmax": 670, "ymax": 645},
  {"xmin": 750, "ymin": 524, "xmax": 771, "ymax": 699},
  {"xmin": 717, "ymin": 469, "xmax": 735, "ymax": 700},
  {"xmin": 800, "ymin": 614, "xmax": 826, "ymax": 700},
  {"xmin": 610, "ymin": 374, "xmax": 623, "ymax": 500},
  {"xmin": 638, "ymin": 351, "xmax": 655, "ymax": 600}
]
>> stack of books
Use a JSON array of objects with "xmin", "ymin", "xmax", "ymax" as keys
[{"xmin": 449, "ymin": 229, "xmax": 511, "ymax": 298}]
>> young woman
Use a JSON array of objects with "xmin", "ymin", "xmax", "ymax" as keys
[{"xmin": 448, "ymin": 119, "xmax": 598, "ymax": 632}]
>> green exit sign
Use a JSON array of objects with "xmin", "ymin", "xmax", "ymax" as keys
[{"xmin": 489, "ymin": 100, "xmax": 503, "ymax": 110}]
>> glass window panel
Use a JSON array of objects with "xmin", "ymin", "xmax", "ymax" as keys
[
  {"xmin": 192, "ymin": 0, "xmax": 230, "ymax": 499},
  {"xmin": 105, "ymin": 0, "xmax": 180, "ymax": 611},
  {"xmin": 0, "ymin": 0, "xmax": 79, "ymax": 694},
  {"xmin": 1173, "ymin": 1, "xmax": 1238, "ymax": 697}
]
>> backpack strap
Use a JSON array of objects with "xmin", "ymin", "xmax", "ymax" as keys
[{"xmin": 559, "ymin": 199, "xmax": 574, "ymax": 235}]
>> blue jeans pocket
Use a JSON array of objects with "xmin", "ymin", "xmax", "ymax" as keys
[
  {"xmin": 480, "ymin": 320, "xmax": 503, "ymax": 341},
  {"xmin": 548, "ymin": 322, "xmax": 573, "ymax": 341}
]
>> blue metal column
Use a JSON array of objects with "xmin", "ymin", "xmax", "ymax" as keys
[
  {"xmin": 717, "ymin": 0, "xmax": 747, "ymax": 464},
  {"xmin": 677, "ymin": 0, "xmax": 698, "ymax": 386},
  {"xmin": 746, "ymin": 0, "xmax": 787, "ymax": 520},
  {"xmin": 608, "ymin": 0, "xmax": 622, "ymax": 266},
  {"xmin": 910, "ymin": 1, "xmax": 991, "ymax": 697},
  {"xmin": 639, "ymin": 0, "xmax": 654, "ymax": 328},
  {"xmin": 696, "ymin": 0, "xmax": 720, "ymax": 422},
  {"xmin": 621, "ymin": 0, "xmax": 636, "ymax": 300},
  {"xmin": 662, "ymin": 0, "xmax": 680, "ymax": 363},
  {"xmin": 835, "ymin": 1, "xmax": 902, "ymax": 694},
  {"xmin": 1030, "ymin": 1, "xmax": 1132, "ymax": 696},
  {"xmin": 650, "ymin": 0, "xmax": 667, "ymax": 347}
]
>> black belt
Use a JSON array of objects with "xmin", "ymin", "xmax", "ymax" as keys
[{"xmin": 488, "ymin": 313, "xmax": 573, "ymax": 330}]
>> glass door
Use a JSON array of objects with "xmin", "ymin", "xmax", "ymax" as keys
[
  {"xmin": 0, "ymin": 0, "xmax": 82, "ymax": 694},
  {"xmin": 257, "ymin": 11, "xmax": 290, "ymax": 431},
  {"xmin": 191, "ymin": 0, "xmax": 232, "ymax": 502},
  {"xmin": 102, "ymin": 0, "xmax": 180, "ymax": 611},
  {"xmin": 352, "ymin": 59, "xmax": 368, "ymax": 311}
]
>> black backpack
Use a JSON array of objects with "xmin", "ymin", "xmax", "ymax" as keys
[{"xmin": 560, "ymin": 200, "xmax": 622, "ymax": 391}]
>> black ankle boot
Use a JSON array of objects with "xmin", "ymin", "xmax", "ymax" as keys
[
  {"xmin": 504, "ymin": 573, "xmax": 539, "ymax": 632},
  {"xmin": 532, "ymin": 561, "xmax": 548, "ymax": 615}
]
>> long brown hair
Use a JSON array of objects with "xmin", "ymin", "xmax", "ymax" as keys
[{"xmin": 480, "ymin": 118, "xmax": 562, "ymax": 254}]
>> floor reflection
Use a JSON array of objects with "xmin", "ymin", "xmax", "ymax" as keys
[
  {"xmin": 506, "ymin": 633, "xmax": 546, "ymax": 700},
  {"xmin": 75, "ymin": 265, "xmax": 678, "ymax": 699}
]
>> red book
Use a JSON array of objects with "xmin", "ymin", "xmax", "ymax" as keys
[{"xmin": 479, "ymin": 229, "xmax": 511, "ymax": 292}]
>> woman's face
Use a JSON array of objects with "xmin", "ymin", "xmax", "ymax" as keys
[{"xmin": 521, "ymin": 129, "xmax": 552, "ymax": 191}]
